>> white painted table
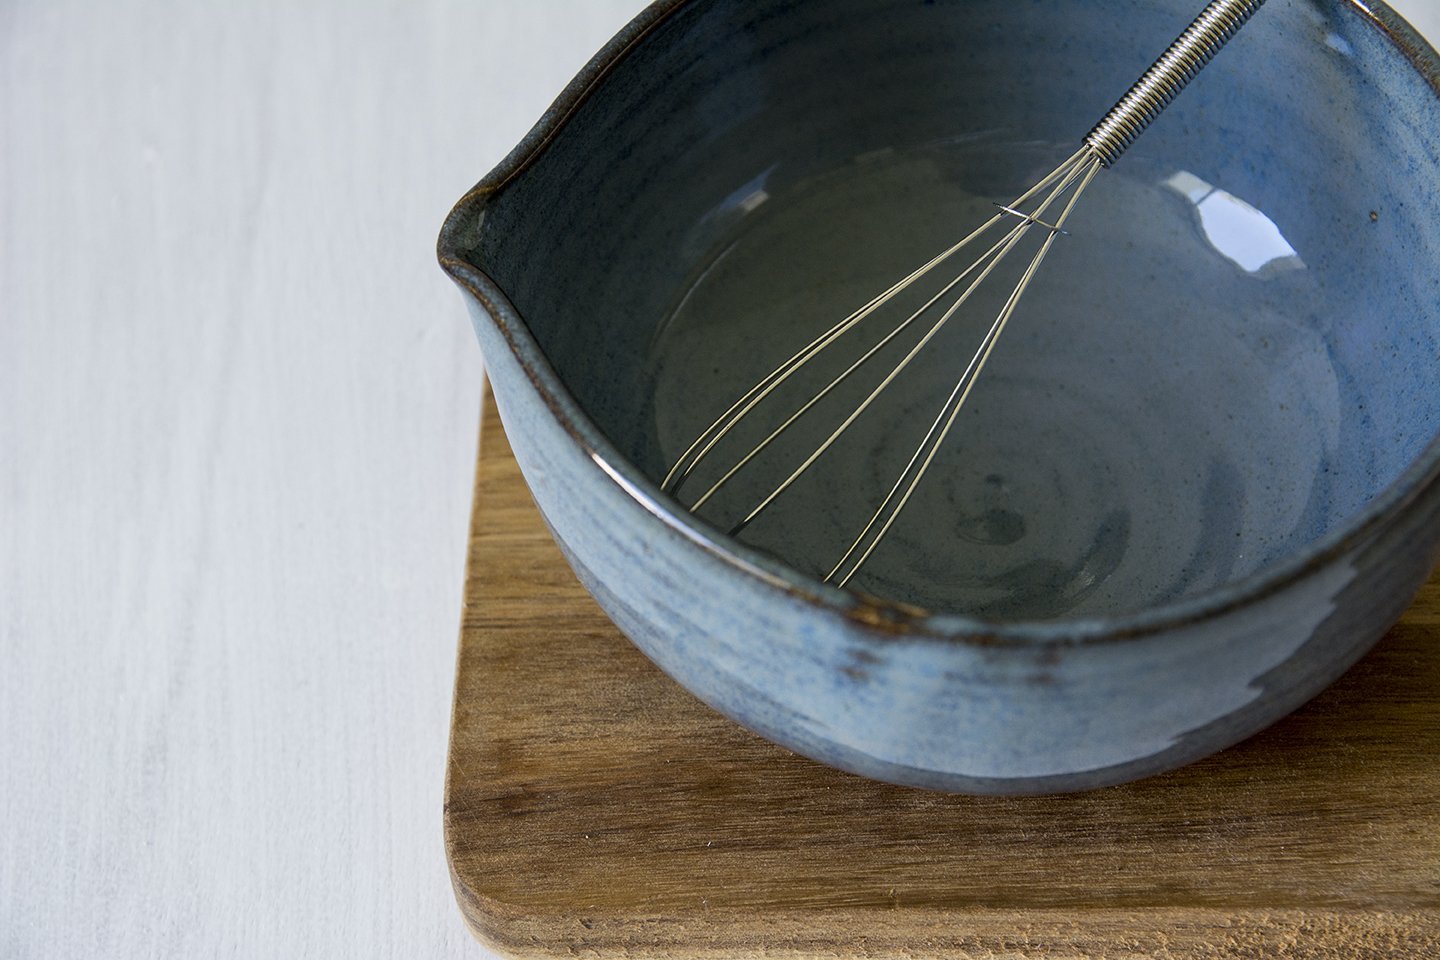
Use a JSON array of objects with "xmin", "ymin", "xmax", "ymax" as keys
[{"xmin": 3, "ymin": 2, "xmax": 1437, "ymax": 957}]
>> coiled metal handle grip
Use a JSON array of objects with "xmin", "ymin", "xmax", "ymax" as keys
[{"xmin": 1085, "ymin": 0, "xmax": 1267, "ymax": 166}]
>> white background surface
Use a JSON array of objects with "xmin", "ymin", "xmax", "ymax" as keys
[{"xmin": 3, "ymin": 1, "xmax": 1438, "ymax": 957}]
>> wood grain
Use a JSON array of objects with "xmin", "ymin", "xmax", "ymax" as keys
[{"xmin": 446, "ymin": 388, "xmax": 1440, "ymax": 959}]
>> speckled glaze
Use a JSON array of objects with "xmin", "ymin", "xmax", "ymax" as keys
[{"xmin": 439, "ymin": 0, "xmax": 1440, "ymax": 792}]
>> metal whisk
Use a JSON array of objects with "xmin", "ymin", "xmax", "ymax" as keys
[{"xmin": 662, "ymin": 0, "xmax": 1268, "ymax": 588}]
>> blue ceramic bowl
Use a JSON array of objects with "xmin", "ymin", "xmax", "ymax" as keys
[{"xmin": 440, "ymin": 0, "xmax": 1440, "ymax": 792}]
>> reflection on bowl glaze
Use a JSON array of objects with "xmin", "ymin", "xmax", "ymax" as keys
[
  {"xmin": 440, "ymin": 0, "xmax": 1440, "ymax": 792},
  {"xmin": 1164, "ymin": 170, "xmax": 1304, "ymax": 273}
]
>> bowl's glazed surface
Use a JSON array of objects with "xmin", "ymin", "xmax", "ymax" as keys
[{"xmin": 440, "ymin": 0, "xmax": 1440, "ymax": 792}]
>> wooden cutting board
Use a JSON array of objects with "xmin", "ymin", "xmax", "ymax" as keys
[{"xmin": 445, "ymin": 387, "xmax": 1440, "ymax": 959}]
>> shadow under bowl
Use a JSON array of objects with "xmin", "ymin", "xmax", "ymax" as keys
[{"xmin": 440, "ymin": 0, "xmax": 1440, "ymax": 793}]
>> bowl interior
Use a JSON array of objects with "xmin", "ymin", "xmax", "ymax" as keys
[{"xmin": 462, "ymin": 0, "xmax": 1440, "ymax": 620}]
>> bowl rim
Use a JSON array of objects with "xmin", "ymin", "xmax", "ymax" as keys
[{"xmin": 439, "ymin": 0, "xmax": 1440, "ymax": 647}]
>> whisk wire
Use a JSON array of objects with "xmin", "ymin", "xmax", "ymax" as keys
[
  {"xmin": 661, "ymin": 146, "xmax": 1095, "ymax": 499},
  {"xmin": 727, "ymin": 149, "xmax": 1100, "ymax": 540},
  {"xmin": 828, "ymin": 156, "xmax": 1103, "ymax": 586},
  {"xmin": 662, "ymin": 0, "xmax": 1267, "ymax": 589},
  {"xmin": 690, "ymin": 207, "xmax": 1055, "ymax": 516},
  {"xmin": 661, "ymin": 237, "xmax": 973, "ymax": 493}
]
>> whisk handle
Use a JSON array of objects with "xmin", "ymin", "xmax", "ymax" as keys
[{"xmin": 1085, "ymin": 0, "xmax": 1267, "ymax": 167}]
